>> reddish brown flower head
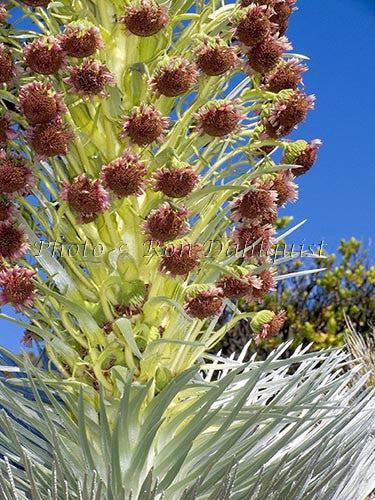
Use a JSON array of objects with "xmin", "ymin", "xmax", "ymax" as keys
[
  {"xmin": 59, "ymin": 24, "xmax": 104, "ymax": 58},
  {"xmin": 159, "ymin": 242, "xmax": 204, "ymax": 277},
  {"xmin": 149, "ymin": 57, "xmax": 198, "ymax": 97},
  {"xmin": 0, "ymin": 266, "xmax": 36, "ymax": 312},
  {"xmin": 60, "ymin": 174, "xmax": 110, "ymax": 224},
  {"xmin": 26, "ymin": 117, "xmax": 75, "ymax": 160},
  {"xmin": 23, "ymin": 37, "xmax": 65, "ymax": 75},
  {"xmin": 0, "ymin": 200, "xmax": 17, "ymax": 224},
  {"xmin": 115, "ymin": 302, "xmax": 145, "ymax": 318},
  {"xmin": 271, "ymin": 170, "xmax": 297, "ymax": 206},
  {"xmin": 121, "ymin": 102, "xmax": 169, "ymax": 146},
  {"xmin": 231, "ymin": 222, "xmax": 275, "ymax": 260},
  {"xmin": 0, "ymin": 43, "xmax": 17, "ymax": 84},
  {"xmin": 142, "ymin": 202, "xmax": 190, "ymax": 244},
  {"xmin": 0, "ymin": 112, "xmax": 17, "ymax": 144},
  {"xmin": 18, "ymin": 80, "xmax": 67, "ymax": 124},
  {"xmin": 217, "ymin": 272, "xmax": 262, "ymax": 303},
  {"xmin": 63, "ymin": 59, "xmax": 114, "ymax": 99},
  {"xmin": 231, "ymin": 5, "xmax": 272, "ymax": 46},
  {"xmin": 195, "ymin": 100, "xmax": 243, "ymax": 137},
  {"xmin": 0, "ymin": 222, "xmax": 29, "ymax": 261},
  {"xmin": 262, "ymin": 58, "xmax": 307, "ymax": 93},
  {"xmin": 194, "ymin": 38, "xmax": 238, "ymax": 76},
  {"xmin": 100, "ymin": 151, "xmax": 147, "ymax": 198},
  {"xmin": 252, "ymin": 267, "xmax": 277, "ymax": 302},
  {"xmin": 270, "ymin": 0, "xmax": 297, "ymax": 35},
  {"xmin": 120, "ymin": 0, "xmax": 169, "ymax": 37},
  {"xmin": 283, "ymin": 139, "xmax": 322, "ymax": 176},
  {"xmin": 21, "ymin": 0, "xmax": 50, "ymax": 6},
  {"xmin": 230, "ymin": 183, "xmax": 278, "ymax": 222},
  {"xmin": 152, "ymin": 165, "xmax": 199, "ymax": 198},
  {"xmin": 184, "ymin": 286, "xmax": 224, "ymax": 320},
  {"xmin": 245, "ymin": 35, "xmax": 291, "ymax": 75},
  {"xmin": 255, "ymin": 310, "xmax": 286, "ymax": 343},
  {"xmin": 0, "ymin": 150, "xmax": 35, "ymax": 199},
  {"xmin": 0, "ymin": 4, "xmax": 8, "ymax": 22},
  {"xmin": 264, "ymin": 91, "xmax": 315, "ymax": 139}
]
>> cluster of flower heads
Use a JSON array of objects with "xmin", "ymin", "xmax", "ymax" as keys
[{"xmin": 0, "ymin": 0, "xmax": 322, "ymax": 346}]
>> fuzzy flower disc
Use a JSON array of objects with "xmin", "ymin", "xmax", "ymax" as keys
[
  {"xmin": 149, "ymin": 57, "xmax": 198, "ymax": 97},
  {"xmin": 159, "ymin": 243, "xmax": 204, "ymax": 277},
  {"xmin": 230, "ymin": 186, "xmax": 278, "ymax": 222},
  {"xmin": 0, "ymin": 222, "xmax": 29, "ymax": 261},
  {"xmin": 60, "ymin": 25, "xmax": 104, "ymax": 58},
  {"xmin": 231, "ymin": 222, "xmax": 275, "ymax": 260},
  {"xmin": 19, "ymin": 80, "xmax": 67, "ymax": 124},
  {"xmin": 263, "ymin": 59, "xmax": 307, "ymax": 93},
  {"xmin": 121, "ymin": 102, "xmax": 169, "ymax": 146},
  {"xmin": 184, "ymin": 286, "xmax": 224, "ymax": 320},
  {"xmin": 264, "ymin": 91, "xmax": 315, "ymax": 139},
  {"xmin": 63, "ymin": 59, "xmax": 114, "ymax": 98},
  {"xmin": 194, "ymin": 42, "xmax": 238, "ymax": 76},
  {"xmin": 152, "ymin": 165, "xmax": 199, "ymax": 198},
  {"xmin": 271, "ymin": 170, "xmax": 298, "ymax": 206},
  {"xmin": 217, "ymin": 273, "xmax": 262, "ymax": 302},
  {"xmin": 246, "ymin": 36, "xmax": 290, "ymax": 75},
  {"xmin": 195, "ymin": 101, "xmax": 243, "ymax": 137},
  {"xmin": 0, "ymin": 44, "xmax": 16, "ymax": 84},
  {"xmin": 27, "ymin": 117, "xmax": 74, "ymax": 160},
  {"xmin": 251, "ymin": 268, "xmax": 277, "ymax": 302},
  {"xmin": 0, "ymin": 266, "xmax": 36, "ymax": 312},
  {"xmin": 0, "ymin": 150, "xmax": 35, "ymax": 198},
  {"xmin": 142, "ymin": 202, "xmax": 190, "ymax": 244},
  {"xmin": 283, "ymin": 139, "xmax": 322, "ymax": 176},
  {"xmin": 233, "ymin": 6, "xmax": 272, "ymax": 46},
  {"xmin": 254, "ymin": 310, "xmax": 286, "ymax": 343},
  {"xmin": 100, "ymin": 151, "xmax": 147, "ymax": 197},
  {"xmin": 60, "ymin": 174, "xmax": 110, "ymax": 223},
  {"xmin": 0, "ymin": 200, "xmax": 17, "ymax": 223},
  {"xmin": 23, "ymin": 37, "xmax": 65, "ymax": 75},
  {"xmin": 120, "ymin": 0, "xmax": 169, "ymax": 37}
]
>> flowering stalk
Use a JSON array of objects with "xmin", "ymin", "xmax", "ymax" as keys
[{"xmin": 0, "ymin": 0, "xmax": 321, "ymax": 395}]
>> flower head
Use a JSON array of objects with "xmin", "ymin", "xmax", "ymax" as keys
[
  {"xmin": 159, "ymin": 242, "xmax": 204, "ymax": 277},
  {"xmin": 195, "ymin": 100, "xmax": 244, "ymax": 137},
  {"xmin": 152, "ymin": 164, "xmax": 200, "ymax": 198},
  {"xmin": 0, "ymin": 266, "xmax": 36, "ymax": 312},
  {"xmin": 262, "ymin": 58, "xmax": 307, "ymax": 93},
  {"xmin": 231, "ymin": 5, "xmax": 273, "ymax": 47},
  {"xmin": 120, "ymin": 0, "xmax": 169, "ymax": 37},
  {"xmin": 0, "ymin": 149, "xmax": 35, "ymax": 199},
  {"xmin": 63, "ymin": 59, "xmax": 114, "ymax": 99},
  {"xmin": 270, "ymin": 0, "xmax": 297, "ymax": 36},
  {"xmin": 271, "ymin": 170, "xmax": 297, "ymax": 206},
  {"xmin": 26, "ymin": 117, "xmax": 75, "ymax": 160},
  {"xmin": 23, "ymin": 36, "xmax": 65, "ymax": 75},
  {"xmin": 282, "ymin": 139, "xmax": 322, "ymax": 176},
  {"xmin": 60, "ymin": 174, "xmax": 110, "ymax": 224},
  {"xmin": 149, "ymin": 57, "xmax": 198, "ymax": 97},
  {"xmin": 245, "ymin": 35, "xmax": 291, "ymax": 75},
  {"xmin": 18, "ymin": 80, "xmax": 67, "ymax": 124},
  {"xmin": 0, "ymin": 4, "xmax": 9, "ymax": 22},
  {"xmin": 59, "ymin": 23, "xmax": 104, "ymax": 58},
  {"xmin": 217, "ymin": 271, "xmax": 263, "ymax": 303},
  {"xmin": 0, "ymin": 43, "xmax": 17, "ymax": 84},
  {"xmin": 0, "ymin": 222, "xmax": 29, "ymax": 261},
  {"xmin": 0, "ymin": 112, "xmax": 17, "ymax": 144},
  {"xmin": 100, "ymin": 151, "xmax": 147, "ymax": 197},
  {"xmin": 194, "ymin": 37, "xmax": 239, "ymax": 76},
  {"xmin": 121, "ymin": 102, "xmax": 169, "ymax": 145},
  {"xmin": 0, "ymin": 200, "xmax": 17, "ymax": 224},
  {"xmin": 142, "ymin": 202, "xmax": 190, "ymax": 244},
  {"xmin": 251, "ymin": 309, "xmax": 286, "ymax": 343},
  {"xmin": 184, "ymin": 286, "xmax": 224, "ymax": 320},
  {"xmin": 251, "ymin": 267, "xmax": 277, "ymax": 302},
  {"xmin": 264, "ymin": 90, "xmax": 315, "ymax": 139},
  {"xmin": 231, "ymin": 221, "xmax": 275, "ymax": 260},
  {"xmin": 230, "ymin": 183, "xmax": 278, "ymax": 222}
]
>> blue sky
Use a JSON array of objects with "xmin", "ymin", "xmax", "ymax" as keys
[{"xmin": 1, "ymin": 0, "xmax": 374, "ymax": 352}]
